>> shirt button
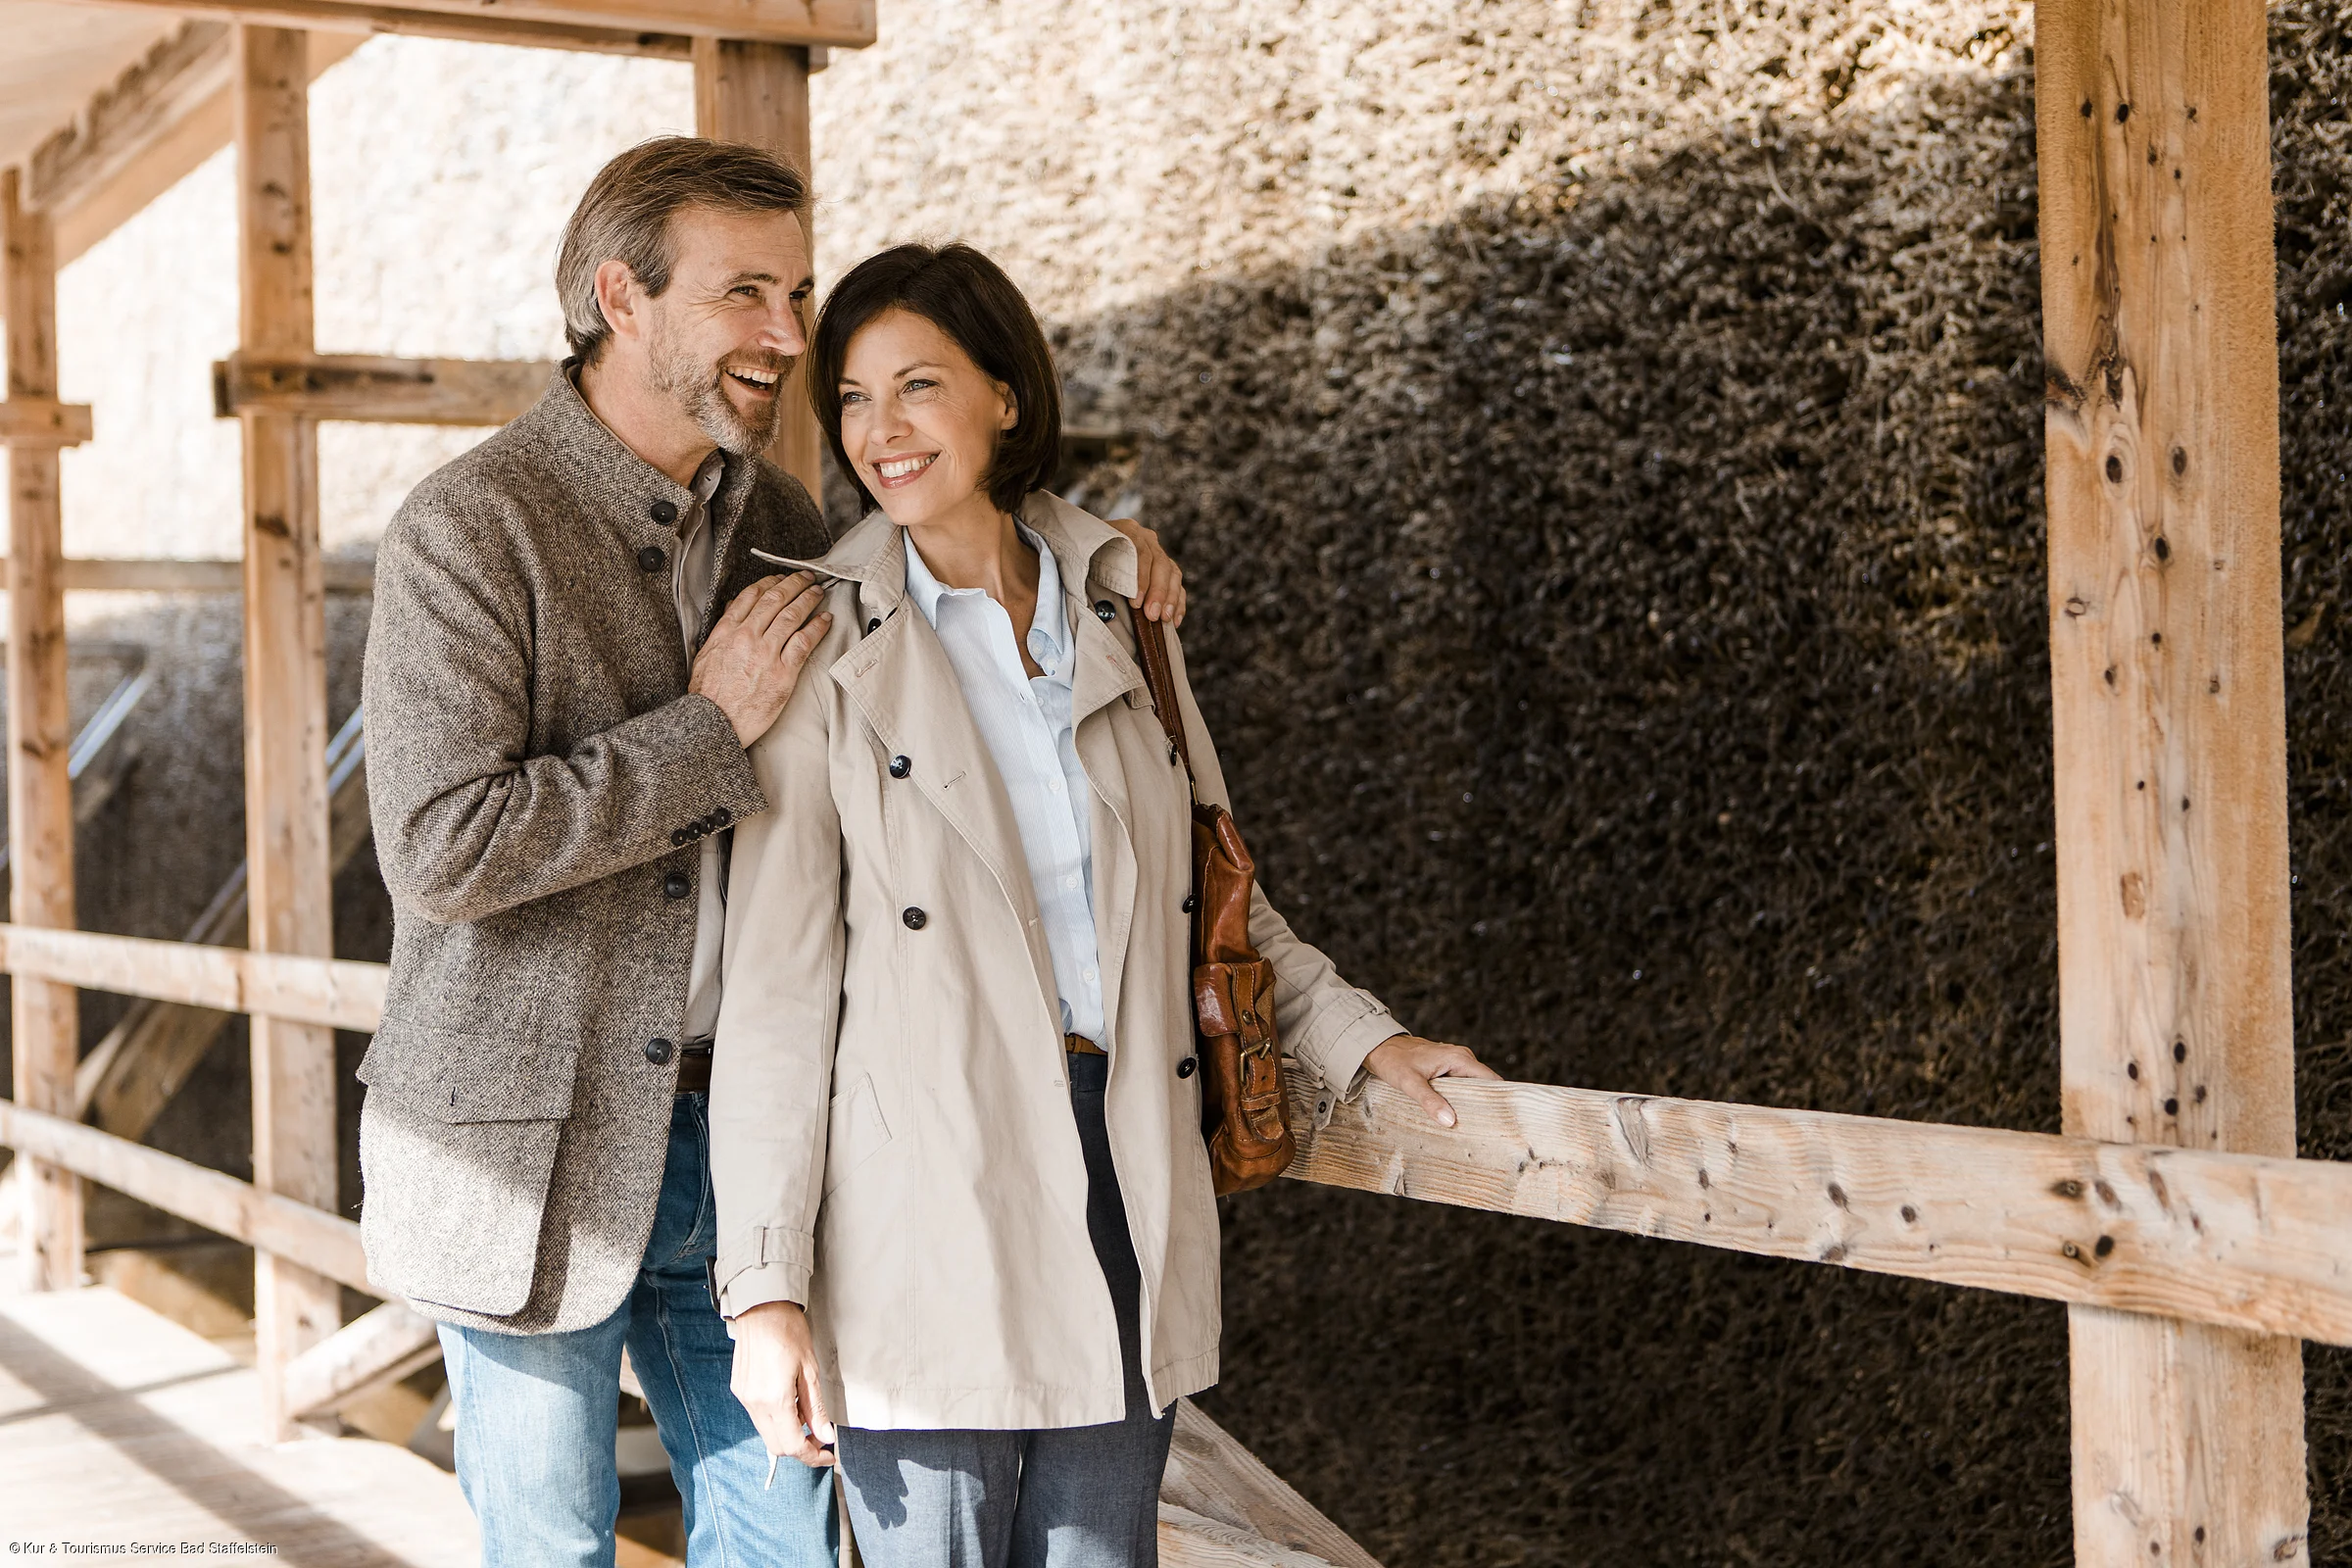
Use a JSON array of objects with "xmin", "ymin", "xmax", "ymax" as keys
[
  {"xmin": 903, "ymin": 906, "xmax": 928, "ymax": 930},
  {"xmin": 637, "ymin": 545, "xmax": 666, "ymax": 572},
  {"xmin": 1082, "ymin": 967, "xmax": 1096, "ymax": 983},
  {"xmin": 650, "ymin": 500, "xmax": 678, "ymax": 525},
  {"xmin": 1047, "ymin": 776, "xmax": 1063, "ymax": 794},
  {"xmin": 645, "ymin": 1037, "xmax": 675, "ymax": 1065},
  {"xmin": 1176, "ymin": 1056, "xmax": 1198, "ymax": 1080},
  {"xmin": 889, "ymin": 755, "xmax": 912, "ymax": 779},
  {"xmin": 1064, "ymin": 875, "xmax": 1079, "ymax": 890},
  {"xmin": 663, "ymin": 872, "xmax": 691, "ymax": 901},
  {"xmin": 1095, "ymin": 601, "xmax": 1116, "ymax": 622}
]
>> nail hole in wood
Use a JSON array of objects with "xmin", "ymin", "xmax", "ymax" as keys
[
  {"xmin": 2052, "ymin": 1179, "xmax": 2084, "ymax": 1200},
  {"xmin": 1900, "ymin": 1205, "xmax": 1918, "ymax": 1223},
  {"xmin": 2165, "ymin": 1098, "xmax": 2179, "ymax": 1115},
  {"xmin": 2106, "ymin": 454, "xmax": 2124, "ymax": 482},
  {"xmin": 2116, "ymin": 102, "xmax": 2131, "ymax": 122},
  {"xmin": 2152, "ymin": 631, "xmax": 2163, "ymax": 646},
  {"xmin": 2174, "ymin": 1040, "xmax": 2186, "ymax": 1061},
  {"xmin": 2153, "ymin": 536, "xmax": 2170, "ymax": 561},
  {"xmin": 2095, "ymin": 1235, "xmax": 2115, "ymax": 1258},
  {"xmin": 2081, "ymin": 98, "xmax": 2093, "ymax": 117},
  {"xmin": 2128, "ymin": 1061, "xmax": 2139, "ymax": 1080}
]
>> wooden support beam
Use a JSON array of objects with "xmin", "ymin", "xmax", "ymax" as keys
[
  {"xmin": 3, "ymin": 169, "xmax": 84, "ymax": 1296},
  {"xmin": 278, "ymin": 1299, "xmax": 441, "ymax": 1421},
  {"xmin": 214, "ymin": 352, "xmax": 553, "ymax": 425},
  {"xmin": 1161, "ymin": 1398, "xmax": 1382, "ymax": 1568},
  {"xmin": 0, "ymin": 1100, "xmax": 369, "ymax": 1293},
  {"xmin": 0, "ymin": 403, "xmax": 94, "ymax": 448},
  {"xmin": 47, "ymin": 30, "xmax": 368, "ymax": 269},
  {"xmin": 75, "ymin": 0, "xmax": 872, "ymax": 48},
  {"xmin": 2034, "ymin": 2, "xmax": 2308, "ymax": 1560},
  {"xmin": 694, "ymin": 37, "xmax": 825, "ymax": 503},
  {"xmin": 233, "ymin": 24, "xmax": 342, "ymax": 1441},
  {"xmin": 1282, "ymin": 1070, "xmax": 2352, "ymax": 1348}
]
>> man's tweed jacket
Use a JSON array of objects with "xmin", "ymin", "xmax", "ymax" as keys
[{"xmin": 358, "ymin": 368, "xmax": 828, "ymax": 1335}]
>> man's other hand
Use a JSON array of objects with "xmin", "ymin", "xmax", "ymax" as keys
[
  {"xmin": 1105, "ymin": 516, "xmax": 1187, "ymax": 626},
  {"xmin": 729, "ymin": 1299, "xmax": 838, "ymax": 1469},
  {"xmin": 692, "ymin": 572, "xmax": 833, "ymax": 747}
]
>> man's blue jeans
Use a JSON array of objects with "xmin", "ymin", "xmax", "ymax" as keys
[{"xmin": 438, "ymin": 1094, "xmax": 837, "ymax": 1568}]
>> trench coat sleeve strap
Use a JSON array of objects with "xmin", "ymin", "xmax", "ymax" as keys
[
  {"xmin": 706, "ymin": 650, "xmax": 848, "ymax": 1322},
  {"xmin": 363, "ymin": 492, "xmax": 766, "ymax": 926},
  {"xmin": 1152, "ymin": 623, "xmax": 1407, "ymax": 1100}
]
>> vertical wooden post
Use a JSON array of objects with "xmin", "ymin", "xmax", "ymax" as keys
[
  {"xmin": 693, "ymin": 37, "xmax": 825, "ymax": 504},
  {"xmin": 2, "ymin": 168, "xmax": 82, "ymax": 1294},
  {"xmin": 234, "ymin": 25, "xmax": 339, "ymax": 1440},
  {"xmin": 2035, "ymin": 1, "xmax": 2309, "ymax": 1560}
]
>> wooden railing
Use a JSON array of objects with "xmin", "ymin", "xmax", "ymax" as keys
[{"xmin": 8, "ymin": 923, "xmax": 2352, "ymax": 1349}]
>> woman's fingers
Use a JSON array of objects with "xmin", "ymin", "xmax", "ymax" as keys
[
  {"xmin": 799, "ymin": 1358, "xmax": 841, "ymax": 1461},
  {"xmin": 1106, "ymin": 515, "xmax": 1188, "ymax": 626}
]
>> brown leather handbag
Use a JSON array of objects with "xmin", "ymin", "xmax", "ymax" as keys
[{"xmin": 1133, "ymin": 619, "xmax": 1296, "ymax": 1195}]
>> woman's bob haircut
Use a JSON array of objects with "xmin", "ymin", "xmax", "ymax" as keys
[{"xmin": 809, "ymin": 243, "xmax": 1061, "ymax": 517}]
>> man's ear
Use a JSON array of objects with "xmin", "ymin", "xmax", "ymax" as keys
[{"xmin": 593, "ymin": 259, "xmax": 643, "ymax": 344}]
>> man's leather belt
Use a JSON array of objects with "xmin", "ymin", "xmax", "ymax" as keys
[
  {"xmin": 1064, "ymin": 1033, "xmax": 1106, "ymax": 1057},
  {"xmin": 675, "ymin": 1041, "xmax": 714, "ymax": 1095}
]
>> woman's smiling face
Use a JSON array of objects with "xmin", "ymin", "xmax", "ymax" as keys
[{"xmin": 837, "ymin": 308, "xmax": 1017, "ymax": 528}]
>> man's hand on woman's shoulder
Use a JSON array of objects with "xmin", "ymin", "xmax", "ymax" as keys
[
  {"xmin": 1363, "ymin": 1036, "xmax": 1502, "ymax": 1129},
  {"xmin": 691, "ymin": 571, "xmax": 834, "ymax": 747}
]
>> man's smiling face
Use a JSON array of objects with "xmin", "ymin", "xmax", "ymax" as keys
[{"xmin": 642, "ymin": 203, "xmax": 814, "ymax": 455}]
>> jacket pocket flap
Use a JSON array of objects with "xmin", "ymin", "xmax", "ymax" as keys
[{"xmin": 357, "ymin": 1017, "xmax": 579, "ymax": 1123}]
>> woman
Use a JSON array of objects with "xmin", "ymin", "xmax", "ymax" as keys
[{"xmin": 709, "ymin": 242, "xmax": 1494, "ymax": 1568}]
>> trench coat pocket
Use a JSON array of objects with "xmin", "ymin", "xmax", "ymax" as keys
[
  {"xmin": 356, "ymin": 1018, "xmax": 579, "ymax": 1317},
  {"xmin": 822, "ymin": 1074, "xmax": 893, "ymax": 1199}
]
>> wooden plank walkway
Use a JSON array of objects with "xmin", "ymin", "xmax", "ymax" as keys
[{"xmin": 0, "ymin": 1284, "xmax": 477, "ymax": 1563}]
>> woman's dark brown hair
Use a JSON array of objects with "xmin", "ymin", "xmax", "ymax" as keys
[{"xmin": 809, "ymin": 243, "xmax": 1061, "ymax": 516}]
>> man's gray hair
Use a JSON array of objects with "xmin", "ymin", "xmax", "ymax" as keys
[{"xmin": 555, "ymin": 136, "xmax": 812, "ymax": 365}]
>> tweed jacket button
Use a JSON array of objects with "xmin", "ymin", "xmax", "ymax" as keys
[
  {"xmin": 1095, "ymin": 600, "xmax": 1116, "ymax": 622},
  {"xmin": 1176, "ymin": 1055, "xmax": 1198, "ymax": 1079},
  {"xmin": 650, "ymin": 499, "xmax": 678, "ymax": 525},
  {"xmin": 710, "ymin": 806, "xmax": 732, "ymax": 827},
  {"xmin": 663, "ymin": 872, "xmax": 690, "ymax": 900},
  {"xmin": 645, "ymin": 1037, "xmax": 675, "ymax": 1065},
  {"xmin": 637, "ymin": 545, "xmax": 666, "ymax": 572},
  {"xmin": 902, "ymin": 906, "xmax": 927, "ymax": 930},
  {"xmin": 670, "ymin": 828, "xmax": 689, "ymax": 847},
  {"xmin": 889, "ymin": 755, "xmax": 912, "ymax": 779}
]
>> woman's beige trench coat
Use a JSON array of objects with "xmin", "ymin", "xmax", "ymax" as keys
[{"xmin": 709, "ymin": 494, "xmax": 1407, "ymax": 1432}]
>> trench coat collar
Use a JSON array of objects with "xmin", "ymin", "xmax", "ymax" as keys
[{"xmin": 752, "ymin": 495, "xmax": 1154, "ymax": 1038}]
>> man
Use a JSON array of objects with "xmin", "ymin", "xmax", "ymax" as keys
[{"xmin": 358, "ymin": 137, "xmax": 1184, "ymax": 1568}]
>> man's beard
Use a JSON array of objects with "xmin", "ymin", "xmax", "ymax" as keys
[{"xmin": 650, "ymin": 328, "xmax": 786, "ymax": 456}]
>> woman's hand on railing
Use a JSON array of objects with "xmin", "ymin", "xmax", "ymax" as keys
[
  {"xmin": 729, "ymin": 1299, "xmax": 839, "ymax": 1469},
  {"xmin": 1361, "ymin": 1036, "xmax": 1500, "ymax": 1129}
]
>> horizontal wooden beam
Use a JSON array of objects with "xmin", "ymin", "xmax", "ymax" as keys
[
  {"xmin": 0, "ymin": 403, "xmax": 93, "ymax": 448},
  {"xmin": 27, "ymin": 23, "xmax": 233, "ymax": 217},
  {"xmin": 279, "ymin": 1298, "xmax": 441, "ymax": 1419},
  {"xmin": 214, "ymin": 353, "xmax": 552, "ymax": 425},
  {"xmin": 0, "ymin": 558, "xmax": 372, "ymax": 593},
  {"xmin": 0, "ymin": 924, "xmax": 387, "ymax": 1031},
  {"xmin": 1159, "ymin": 1505, "xmax": 1338, "ymax": 1568},
  {"xmin": 74, "ymin": 0, "xmax": 873, "ymax": 48},
  {"xmin": 1283, "ymin": 1069, "xmax": 2352, "ymax": 1347},
  {"xmin": 0, "ymin": 1099, "xmax": 368, "ymax": 1293}
]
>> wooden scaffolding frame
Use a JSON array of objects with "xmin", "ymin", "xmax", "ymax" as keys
[{"xmin": 0, "ymin": 0, "xmax": 2326, "ymax": 1559}]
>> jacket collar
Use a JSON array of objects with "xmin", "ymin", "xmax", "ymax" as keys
[{"xmin": 758, "ymin": 490, "xmax": 1141, "ymax": 614}]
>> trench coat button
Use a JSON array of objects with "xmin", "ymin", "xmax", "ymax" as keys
[
  {"xmin": 865, "ymin": 617, "xmax": 881, "ymax": 634},
  {"xmin": 1095, "ymin": 600, "xmax": 1116, "ymax": 622},
  {"xmin": 650, "ymin": 500, "xmax": 678, "ymax": 525},
  {"xmin": 663, "ymin": 872, "xmax": 691, "ymax": 901},
  {"xmin": 889, "ymin": 755, "xmax": 912, "ymax": 779},
  {"xmin": 637, "ymin": 545, "xmax": 666, "ymax": 572},
  {"xmin": 645, "ymin": 1037, "xmax": 675, "ymax": 1065},
  {"xmin": 1176, "ymin": 1055, "xmax": 1198, "ymax": 1079},
  {"xmin": 1182, "ymin": 894, "xmax": 1198, "ymax": 913},
  {"xmin": 902, "ymin": 906, "xmax": 928, "ymax": 930}
]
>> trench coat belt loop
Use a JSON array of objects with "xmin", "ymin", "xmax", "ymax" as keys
[{"xmin": 1063, "ymin": 1033, "xmax": 1107, "ymax": 1057}]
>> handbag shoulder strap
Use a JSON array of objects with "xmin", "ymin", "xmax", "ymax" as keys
[{"xmin": 1132, "ymin": 615, "xmax": 1199, "ymax": 789}]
